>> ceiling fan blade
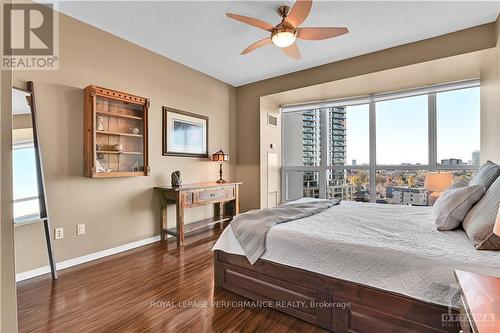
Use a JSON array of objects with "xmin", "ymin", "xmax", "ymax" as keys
[
  {"xmin": 284, "ymin": 0, "xmax": 312, "ymax": 28},
  {"xmin": 296, "ymin": 27, "xmax": 349, "ymax": 40},
  {"xmin": 282, "ymin": 43, "xmax": 301, "ymax": 60},
  {"xmin": 226, "ymin": 13, "xmax": 274, "ymax": 32},
  {"xmin": 241, "ymin": 37, "xmax": 272, "ymax": 55}
]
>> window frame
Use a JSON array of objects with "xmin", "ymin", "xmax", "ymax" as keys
[{"xmin": 281, "ymin": 79, "xmax": 480, "ymax": 203}]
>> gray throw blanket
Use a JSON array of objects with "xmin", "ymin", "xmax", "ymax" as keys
[{"xmin": 230, "ymin": 199, "xmax": 340, "ymax": 264}]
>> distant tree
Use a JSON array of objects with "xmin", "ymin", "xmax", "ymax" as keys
[
  {"xmin": 351, "ymin": 175, "xmax": 363, "ymax": 190},
  {"xmin": 408, "ymin": 175, "xmax": 416, "ymax": 187}
]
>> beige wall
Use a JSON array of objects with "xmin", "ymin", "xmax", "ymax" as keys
[
  {"xmin": 481, "ymin": 19, "xmax": 500, "ymax": 164},
  {"xmin": 237, "ymin": 23, "xmax": 496, "ymax": 211},
  {"xmin": 13, "ymin": 13, "xmax": 236, "ymax": 273}
]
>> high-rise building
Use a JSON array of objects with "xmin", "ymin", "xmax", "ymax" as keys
[
  {"xmin": 301, "ymin": 107, "xmax": 348, "ymax": 199},
  {"xmin": 327, "ymin": 107, "xmax": 347, "ymax": 199},
  {"xmin": 472, "ymin": 150, "xmax": 480, "ymax": 165},
  {"xmin": 302, "ymin": 110, "xmax": 321, "ymax": 197}
]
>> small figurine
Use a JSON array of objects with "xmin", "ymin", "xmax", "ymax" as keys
[
  {"xmin": 129, "ymin": 160, "xmax": 140, "ymax": 172},
  {"xmin": 95, "ymin": 159, "xmax": 111, "ymax": 173},
  {"xmin": 171, "ymin": 171, "xmax": 182, "ymax": 187},
  {"xmin": 113, "ymin": 144, "xmax": 123, "ymax": 152},
  {"xmin": 128, "ymin": 127, "xmax": 140, "ymax": 135},
  {"xmin": 96, "ymin": 116, "xmax": 104, "ymax": 131}
]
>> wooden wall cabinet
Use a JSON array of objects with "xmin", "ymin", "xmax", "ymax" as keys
[{"xmin": 84, "ymin": 85, "xmax": 150, "ymax": 178}]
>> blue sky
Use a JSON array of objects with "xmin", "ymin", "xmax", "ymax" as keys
[{"xmin": 345, "ymin": 87, "xmax": 480, "ymax": 165}]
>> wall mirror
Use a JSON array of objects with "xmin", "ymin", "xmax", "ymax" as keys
[{"xmin": 12, "ymin": 82, "xmax": 57, "ymax": 279}]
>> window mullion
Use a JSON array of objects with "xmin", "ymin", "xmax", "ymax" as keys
[
  {"xmin": 429, "ymin": 93, "xmax": 437, "ymax": 171},
  {"xmin": 319, "ymin": 108, "xmax": 328, "ymax": 198},
  {"xmin": 369, "ymin": 98, "xmax": 376, "ymax": 203}
]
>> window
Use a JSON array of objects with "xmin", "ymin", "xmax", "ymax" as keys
[
  {"xmin": 283, "ymin": 170, "xmax": 320, "ymax": 201},
  {"xmin": 376, "ymin": 169, "xmax": 428, "ymax": 205},
  {"xmin": 282, "ymin": 80, "xmax": 480, "ymax": 205},
  {"xmin": 376, "ymin": 95, "xmax": 428, "ymax": 165},
  {"xmin": 283, "ymin": 109, "xmax": 321, "ymax": 167},
  {"xmin": 13, "ymin": 145, "xmax": 40, "ymax": 220},
  {"xmin": 436, "ymin": 87, "xmax": 480, "ymax": 165},
  {"xmin": 345, "ymin": 105, "xmax": 369, "ymax": 166}
]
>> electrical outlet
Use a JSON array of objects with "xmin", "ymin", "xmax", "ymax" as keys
[
  {"xmin": 54, "ymin": 227, "xmax": 64, "ymax": 240},
  {"xmin": 77, "ymin": 224, "xmax": 85, "ymax": 236}
]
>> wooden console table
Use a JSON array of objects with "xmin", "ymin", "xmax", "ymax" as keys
[
  {"xmin": 155, "ymin": 182, "xmax": 242, "ymax": 246},
  {"xmin": 455, "ymin": 270, "xmax": 500, "ymax": 333}
]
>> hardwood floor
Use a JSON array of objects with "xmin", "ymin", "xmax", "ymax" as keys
[{"xmin": 17, "ymin": 229, "xmax": 327, "ymax": 333}]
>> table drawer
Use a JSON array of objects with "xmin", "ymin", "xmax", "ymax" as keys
[
  {"xmin": 183, "ymin": 192, "xmax": 194, "ymax": 206},
  {"xmin": 196, "ymin": 187, "xmax": 234, "ymax": 203}
]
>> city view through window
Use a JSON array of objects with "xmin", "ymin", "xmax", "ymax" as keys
[{"xmin": 282, "ymin": 84, "xmax": 480, "ymax": 205}]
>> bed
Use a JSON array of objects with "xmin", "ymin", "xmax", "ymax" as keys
[{"xmin": 213, "ymin": 199, "xmax": 500, "ymax": 332}]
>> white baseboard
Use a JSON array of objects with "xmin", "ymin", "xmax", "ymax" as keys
[{"xmin": 16, "ymin": 235, "xmax": 161, "ymax": 282}]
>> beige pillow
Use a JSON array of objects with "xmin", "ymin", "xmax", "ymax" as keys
[
  {"xmin": 433, "ymin": 185, "xmax": 485, "ymax": 231},
  {"xmin": 469, "ymin": 160, "xmax": 500, "ymax": 190},
  {"xmin": 463, "ymin": 176, "xmax": 500, "ymax": 250}
]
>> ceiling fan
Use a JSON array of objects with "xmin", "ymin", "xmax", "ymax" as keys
[{"xmin": 226, "ymin": 0, "xmax": 348, "ymax": 60}]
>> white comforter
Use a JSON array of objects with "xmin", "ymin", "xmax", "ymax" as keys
[{"xmin": 213, "ymin": 198, "xmax": 500, "ymax": 308}]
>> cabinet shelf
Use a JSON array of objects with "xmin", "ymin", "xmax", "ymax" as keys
[
  {"xmin": 97, "ymin": 150, "xmax": 142, "ymax": 155},
  {"xmin": 165, "ymin": 215, "xmax": 233, "ymax": 237},
  {"xmin": 96, "ymin": 111, "xmax": 143, "ymax": 121},
  {"xmin": 96, "ymin": 130, "xmax": 143, "ymax": 138}
]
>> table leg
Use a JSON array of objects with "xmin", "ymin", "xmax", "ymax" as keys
[
  {"xmin": 160, "ymin": 205, "xmax": 167, "ymax": 241},
  {"xmin": 234, "ymin": 185, "xmax": 240, "ymax": 215},
  {"xmin": 176, "ymin": 198, "xmax": 184, "ymax": 247},
  {"xmin": 214, "ymin": 202, "xmax": 224, "ymax": 229}
]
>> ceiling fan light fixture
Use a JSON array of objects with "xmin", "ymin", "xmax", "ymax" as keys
[{"xmin": 271, "ymin": 28, "xmax": 296, "ymax": 48}]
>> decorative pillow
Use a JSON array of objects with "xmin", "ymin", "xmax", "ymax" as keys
[
  {"xmin": 444, "ymin": 181, "xmax": 468, "ymax": 192},
  {"xmin": 469, "ymin": 160, "xmax": 500, "ymax": 190},
  {"xmin": 463, "ymin": 176, "xmax": 500, "ymax": 250},
  {"xmin": 433, "ymin": 185, "xmax": 485, "ymax": 231}
]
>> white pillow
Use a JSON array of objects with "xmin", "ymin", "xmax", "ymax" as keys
[{"xmin": 433, "ymin": 185, "xmax": 485, "ymax": 231}]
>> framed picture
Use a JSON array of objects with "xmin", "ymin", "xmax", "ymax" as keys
[{"xmin": 162, "ymin": 107, "xmax": 208, "ymax": 157}]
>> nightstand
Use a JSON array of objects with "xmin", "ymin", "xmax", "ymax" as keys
[{"xmin": 454, "ymin": 270, "xmax": 500, "ymax": 333}]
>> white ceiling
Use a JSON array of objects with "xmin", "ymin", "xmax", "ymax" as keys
[{"xmin": 53, "ymin": 1, "xmax": 500, "ymax": 86}]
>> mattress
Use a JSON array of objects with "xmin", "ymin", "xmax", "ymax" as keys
[{"xmin": 213, "ymin": 198, "xmax": 500, "ymax": 308}]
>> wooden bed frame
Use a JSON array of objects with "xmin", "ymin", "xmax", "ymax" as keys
[{"xmin": 214, "ymin": 250, "xmax": 461, "ymax": 332}]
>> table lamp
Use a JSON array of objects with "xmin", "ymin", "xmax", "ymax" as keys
[
  {"xmin": 212, "ymin": 149, "xmax": 228, "ymax": 183},
  {"xmin": 424, "ymin": 172, "xmax": 453, "ymax": 205},
  {"xmin": 494, "ymin": 206, "xmax": 500, "ymax": 237}
]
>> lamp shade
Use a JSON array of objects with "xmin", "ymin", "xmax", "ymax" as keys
[
  {"xmin": 494, "ymin": 206, "xmax": 500, "ymax": 237},
  {"xmin": 212, "ymin": 149, "xmax": 228, "ymax": 162},
  {"xmin": 424, "ymin": 172, "xmax": 453, "ymax": 192}
]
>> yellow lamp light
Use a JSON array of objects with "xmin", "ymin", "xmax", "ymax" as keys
[
  {"xmin": 425, "ymin": 172, "xmax": 453, "ymax": 205},
  {"xmin": 424, "ymin": 172, "xmax": 453, "ymax": 192}
]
